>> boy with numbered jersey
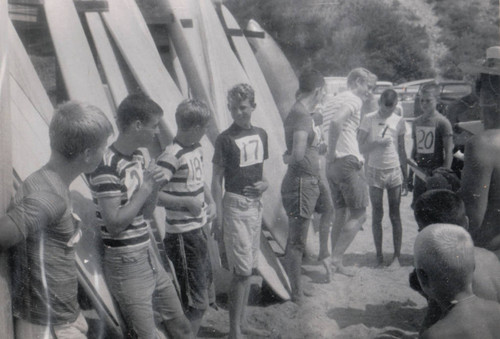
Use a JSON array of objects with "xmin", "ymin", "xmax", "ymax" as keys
[
  {"xmin": 410, "ymin": 83, "xmax": 453, "ymax": 208},
  {"xmin": 212, "ymin": 84, "xmax": 270, "ymax": 339},
  {"xmin": 87, "ymin": 94, "xmax": 192, "ymax": 339},
  {"xmin": 0, "ymin": 101, "xmax": 113, "ymax": 338},
  {"xmin": 156, "ymin": 99, "xmax": 215, "ymax": 336}
]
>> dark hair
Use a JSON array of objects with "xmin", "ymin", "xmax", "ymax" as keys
[
  {"xmin": 175, "ymin": 99, "xmax": 211, "ymax": 131},
  {"xmin": 227, "ymin": 83, "xmax": 256, "ymax": 108},
  {"xmin": 420, "ymin": 82, "xmax": 440, "ymax": 98},
  {"xmin": 50, "ymin": 101, "xmax": 113, "ymax": 160},
  {"xmin": 414, "ymin": 189, "xmax": 467, "ymax": 231},
  {"xmin": 380, "ymin": 89, "xmax": 398, "ymax": 106},
  {"xmin": 298, "ymin": 69, "xmax": 325, "ymax": 93},
  {"xmin": 116, "ymin": 93, "xmax": 163, "ymax": 132}
]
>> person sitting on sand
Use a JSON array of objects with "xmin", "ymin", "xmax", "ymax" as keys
[
  {"xmin": 459, "ymin": 46, "xmax": 500, "ymax": 254},
  {"xmin": 414, "ymin": 224, "xmax": 500, "ymax": 339},
  {"xmin": 411, "ymin": 189, "xmax": 500, "ymax": 332},
  {"xmin": 358, "ymin": 89, "xmax": 408, "ymax": 268}
]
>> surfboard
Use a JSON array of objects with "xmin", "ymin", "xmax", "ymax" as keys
[
  {"xmin": 198, "ymin": 0, "xmax": 289, "ymax": 249},
  {"xmin": 43, "ymin": 0, "xmax": 117, "ymax": 134},
  {"xmin": 257, "ymin": 234, "xmax": 291, "ymax": 300},
  {"xmin": 159, "ymin": 0, "xmax": 220, "ymax": 142},
  {"xmin": 9, "ymin": 22, "xmax": 126, "ymax": 338},
  {"xmin": 407, "ymin": 158, "xmax": 428, "ymax": 181},
  {"xmin": 246, "ymin": 19, "xmax": 298, "ymax": 120},
  {"xmin": 456, "ymin": 120, "xmax": 484, "ymax": 135}
]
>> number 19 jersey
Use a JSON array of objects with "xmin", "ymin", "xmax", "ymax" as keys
[
  {"xmin": 212, "ymin": 123, "xmax": 269, "ymax": 195},
  {"xmin": 157, "ymin": 140, "xmax": 206, "ymax": 233}
]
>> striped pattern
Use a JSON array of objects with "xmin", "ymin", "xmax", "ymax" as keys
[
  {"xmin": 87, "ymin": 145, "xmax": 150, "ymax": 249},
  {"xmin": 8, "ymin": 167, "xmax": 80, "ymax": 325},
  {"xmin": 157, "ymin": 140, "xmax": 206, "ymax": 234}
]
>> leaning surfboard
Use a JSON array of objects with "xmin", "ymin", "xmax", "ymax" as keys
[{"xmin": 246, "ymin": 19, "xmax": 298, "ymax": 120}]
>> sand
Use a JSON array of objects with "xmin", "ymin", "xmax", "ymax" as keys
[{"xmin": 198, "ymin": 188, "xmax": 427, "ymax": 339}]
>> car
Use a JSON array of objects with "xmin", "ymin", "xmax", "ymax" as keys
[
  {"xmin": 324, "ymin": 76, "xmax": 348, "ymax": 98},
  {"xmin": 413, "ymin": 80, "xmax": 472, "ymax": 117}
]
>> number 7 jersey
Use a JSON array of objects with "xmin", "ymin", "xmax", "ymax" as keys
[{"xmin": 212, "ymin": 123, "xmax": 269, "ymax": 195}]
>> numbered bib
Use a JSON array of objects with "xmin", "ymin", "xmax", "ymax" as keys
[
  {"xmin": 416, "ymin": 126, "xmax": 435, "ymax": 154},
  {"xmin": 186, "ymin": 153, "xmax": 204, "ymax": 185},
  {"xmin": 235, "ymin": 135, "xmax": 264, "ymax": 167}
]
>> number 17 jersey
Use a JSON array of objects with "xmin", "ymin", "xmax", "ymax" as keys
[{"xmin": 212, "ymin": 123, "xmax": 269, "ymax": 195}]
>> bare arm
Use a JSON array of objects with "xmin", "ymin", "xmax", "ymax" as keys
[
  {"xmin": 211, "ymin": 164, "xmax": 224, "ymax": 240},
  {"xmin": 443, "ymin": 135, "xmax": 454, "ymax": 169},
  {"xmin": 398, "ymin": 134, "xmax": 408, "ymax": 194},
  {"xmin": 0, "ymin": 215, "xmax": 25, "ymax": 250},
  {"xmin": 460, "ymin": 137, "xmax": 493, "ymax": 234},
  {"xmin": 290, "ymin": 130, "xmax": 308, "ymax": 163}
]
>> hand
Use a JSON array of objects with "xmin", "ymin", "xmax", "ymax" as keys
[
  {"xmin": 183, "ymin": 197, "xmax": 203, "ymax": 216},
  {"xmin": 206, "ymin": 203, "xmax": 216, "ymax": 222},
  {"xmin": 282, "ymin": 152, "xmax": 292, "ymax": 164},
  {"xmin": 401, "ymin": 181, "xmax": 408, "ymax": 197},
  {"xmin": 377, "ymin": 138, "xmax": 392, "ymax": 147},
  {"xmin": 318, "ymin": 143, "xmax": 328, "ymax": 155},
  {"xmin": 144, "ymin": 162, "xmax": 168, "ymax": 191},
  {"xmin": 407, "ymin": 175, "xmax": 414, "ymax": 193},
  {"xmin": 243, "ymin": 181, "xmax": 268, "ymax": 198}
]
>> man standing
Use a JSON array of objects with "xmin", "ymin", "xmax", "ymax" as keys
[{"xmin": 325, "ymin": 68, "xmax": 377, "ymax": 276}]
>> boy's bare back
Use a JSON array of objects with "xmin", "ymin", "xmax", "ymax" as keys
[{"xmin": 422, "ymin": 297, "xmax": 500, "ymax": 339}]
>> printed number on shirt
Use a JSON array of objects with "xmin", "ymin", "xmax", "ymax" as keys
[
  {"xmin": 124, "ymin": 165, "xmax": 143, "ymax": 200},
  {"xmin": 187, "ymin": 155, "xmax": 204, "ymax": 184},
  {"xmin": 416, "ymin": 126, "xmax": 435, "ymax": 154},
  {"xmin": 235, "ymin": 135, "xmax": 264, "ymax": 167}
]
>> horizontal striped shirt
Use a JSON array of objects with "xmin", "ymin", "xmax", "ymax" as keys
[
  {"xmin": 87, "ymin": 145, "xmax": 150, "ymax": 250},
  {"xmin": 8, "ymin": 167, "xmax": 80, "ymax": 325},
  {"xmin": 157, "ymin": 140, "xmax": 206, "ymax": 233}
]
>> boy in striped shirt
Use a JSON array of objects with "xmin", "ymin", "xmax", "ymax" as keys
[
  {"xmin": 156, "ymin": 99, "xmax": 215, "ymax": 336},
  {"xmin": 87, "ymin": 94, "xmax": 192, "ymax": 339}
]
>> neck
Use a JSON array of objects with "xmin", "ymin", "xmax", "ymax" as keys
[
  {"xmin": 113, "ymin": 134, "xmax": 139, "ymax": 156},
  {"xmin": 439, "ymin": 287, "xmax": 474, "ymax": 311},
  {"xmin": 175, "ymin": 132, "xmax": 197, "ymax": 147},
  {"xmin": 298, "ymin": 94, "xmax": 317, "ymax": 112},
  {"xmin": 46, "ymin": 153, "xmax": 82, "ymax": 187}
]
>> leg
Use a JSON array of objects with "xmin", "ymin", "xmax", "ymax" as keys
[
  {"xmin": 229, "ymin": 273, "xmax": 250, "ymax": 339},
  {"xmin": 369, "ymin": 186, "xmax": 385, "ymax": 266},
  {"xmin": 186, "ymin": 308, "xmax": 205, "ymax": 337},
  {"xmin": 164, "ymin": 316, "xmax": 193, "ymax": 339},
  {"xmin": 285, "ymin": 216, "xmax": 310, "ymax": 303},
  {"xmin": 387, "ymin": 185, "xmax": 402, "ymax": 267},
  {"xmin": 331, "ymin": 207, "xmax": 366, "ymax": 275}
]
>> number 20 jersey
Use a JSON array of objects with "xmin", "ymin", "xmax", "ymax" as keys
[
  {"xmin": 157, "ymin": 140, "xmax": 206, "ymax": 233},
  {"xmin": 212, "ymin": 123, "xmax": 269, "ymax": 195}
]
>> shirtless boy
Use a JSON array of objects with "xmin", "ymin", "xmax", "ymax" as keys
[
  {"xmin": 414, "ymin": 224, "xmax": 500, "ymax": 339},
  {"xmin": 459, "ymin": 46, "xmax": 500, "ymax": 254}
]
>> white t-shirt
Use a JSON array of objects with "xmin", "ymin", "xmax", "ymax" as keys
[{"xmin": 360, "ymin": 111, "xmax": 406, "ymax": 169}]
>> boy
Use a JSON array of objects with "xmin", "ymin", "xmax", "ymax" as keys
[
  {"xmin": 414, "ymin": 224, "xmax": 500, "ymax": 339},
  {"xmin": 212, "ymin": 84, "xmax": 270, "ymax": 338},
  {"xmin": 0, "ymin": 101, "xmax": 112, "ymax": 338},
  {"xmin": 325, "ymin": 68, "xmax": 377, "ymax": 276},
  {"xmin": 87, "ymin": 94, "xmax": 192, "ymax": 338},
  {"xmin": 156, "ymin": 99, "xmax": 215, "ymax": 335},
  {"xmin": 410, "ymin": 83, "xmax": 453, "ymax": 207},
  {"xmin": 411, "ymin": 189, "xmax": 500, "ymax": 332},
  {"xmin": 281, "ymin": 70, "xmax": 324, "ymax": 302},
  {"xmin": 459, "ymin": 46, "xmax": 500, "ymax": 253},
  {"xmin": 358, "ymin": 89, "xmax": 407, "ymax": 267}
]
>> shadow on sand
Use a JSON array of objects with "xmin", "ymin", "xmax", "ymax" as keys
[{"xmin": 327, "ymin": 301, "xmax": 425, "ymax": 332}]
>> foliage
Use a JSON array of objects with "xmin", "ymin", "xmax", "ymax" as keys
[{"xmin": 225, "ymin": 0, "xmax": 435, "ymax": 83}]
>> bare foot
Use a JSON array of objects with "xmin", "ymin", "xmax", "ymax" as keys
[
  {"xmin": 242, "ymin": 326, "xmax": 271, "ymax": 337},
  {"xmin": 387, "ymin": 257, "xmax": 401, "ymax": 270},
  {"xmin": 334, "ymin": 264, "xmax": 356, "ymax": 277},
  {"xmin": 322, "ymin": 258, "xmax": 332, "ymax": 283},
  {"xmin": 376, "ymin": 255, "xmax": 384, "ymax": 268}
]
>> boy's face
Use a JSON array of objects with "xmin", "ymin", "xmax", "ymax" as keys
[
  {"xmin": 137, "ymin": 115, "xmax": 161, "ymax": 147},
  {"xmin": 419, "ymin": 92, "xmax": 438, "ymax": 116},
  {"xmin": 83, "ymin": 139, "xmax": 109, "ymax": 173},
  {"xmin": 354, "ymin": 78, "xmax": 375, "ymax": 103},
  {"xmin": 379, "ymin": 99, "xmax": 397, "ymax": 118},
  {"xmin": 229, "ymin": 98, "xmax": 255, "ymax": 129}
]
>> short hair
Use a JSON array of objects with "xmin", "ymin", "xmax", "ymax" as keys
[
  {"xmin": 49, "ymin": 101, "xmax": 113, "ymax": 160},
  {"xmin": 116, "ymin": 93, "xmax": 163, "ymax": 132},
  {"xmin": 227, "ymin": 83, "xmax": 256, "ymax": 108},
  {"xmin": 346, "ymin": 68, "xmax": 377, "ymax": 89},
  {"xmin": 414, "ymin": 189, "xmax": 467, "ymax": 231},
  {"xmin": 420, "ymin": 82, "xmax": 440, "ymax": 98},
  {"xmin": 298, "ymin": 69, "xmax": 325, "ymax": 93},
  {"xmin": 175, "ymin": 99, "xmax": 211, "ymax": 131},
  {"xmin": 380, "ymin": 89, "xmax": 398, "ymax": 107},
  {"xmin": 414, "ymin": 224, "xmax": 475, "ymax": 296}
]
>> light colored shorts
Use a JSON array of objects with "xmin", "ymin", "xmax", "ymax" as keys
[
  {"xmin": 366, "ymin": 166, "xmax": 402, "ymax": 189},
  {"xmin": 223, "ymin": 192, "xmax": 262, "ymax": 277},
  {"xmin": 15, "ymin": 312, "xmax": 88, "ymax": 339}
]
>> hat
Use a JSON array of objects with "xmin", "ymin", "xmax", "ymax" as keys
[{"xmin": 459, "ymin": 46, "xmax": 500, "ymax": 76}]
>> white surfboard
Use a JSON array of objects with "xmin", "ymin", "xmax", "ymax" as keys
[{"xmin": 246, "ymin": 19, "xmax": 298, "ymax": 120}]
